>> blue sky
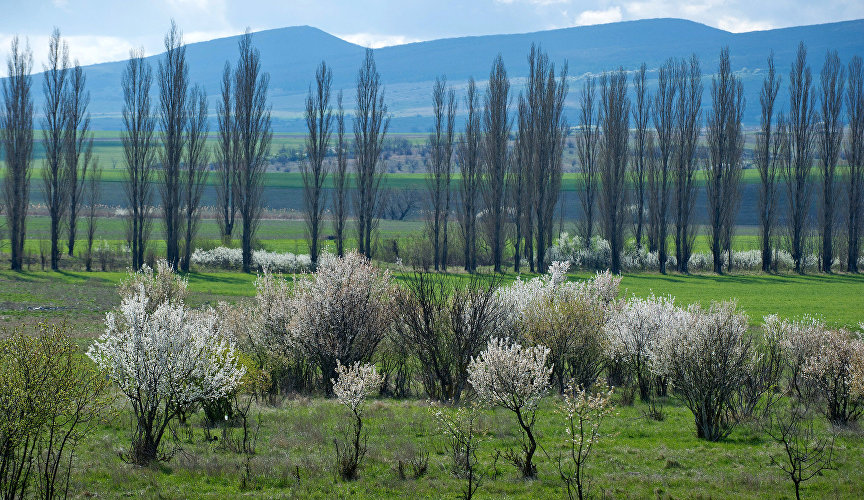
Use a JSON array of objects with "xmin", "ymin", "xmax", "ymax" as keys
[{"xmin": 3, "ymin": 0, "xmax": 863, "ymax": 70}]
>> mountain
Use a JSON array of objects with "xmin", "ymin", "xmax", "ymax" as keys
[{"xmin": 26, "ymin": 18, "xmax": 864, "ymax": 131}]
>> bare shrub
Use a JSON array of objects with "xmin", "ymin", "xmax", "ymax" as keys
[{"xmin": 394, "ymin": 272, "xmax": 504, "ymax": 402}]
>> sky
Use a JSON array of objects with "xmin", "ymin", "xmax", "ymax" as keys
[{"xmin": 2, "ymin": 0, "xmax": 863, "ymax": 70}]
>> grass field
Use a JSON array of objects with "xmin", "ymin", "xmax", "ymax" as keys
[
  {"xmin": 64, "ymin": 394, "xmax": 863, "ymax": 499},
  {"xmin": 3, "ymin": 259, "xmax": 864, "ymax": 498}
]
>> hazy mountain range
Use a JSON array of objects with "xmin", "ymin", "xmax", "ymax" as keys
[{"xmin": 26, "ymin": 17, "xmax": 864, "ymax": 132}]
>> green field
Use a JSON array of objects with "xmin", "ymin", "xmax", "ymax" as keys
[
  {"xmin": 2, "ymin": 260, "xmax": 864, "ymax": 498},
  {"xmin": 62, "ymin": 394, "xmax": 862, "ymax": 499}
]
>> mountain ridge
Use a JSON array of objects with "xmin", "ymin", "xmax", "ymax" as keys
[{"xmin": 18, "ymin": 17, "xmax": 864, "ymax": 131}]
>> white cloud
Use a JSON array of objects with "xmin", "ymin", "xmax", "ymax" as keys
[
  {"xmin": 337, "ymin": 33, "xmax": 423, "ymax": 48},
  {"xmin": 574, "ymin": 6, "xmax": 623, "ymax": 26},
  {"xmin": 0, "ymin": 33, "xmax": 137, "ymax": 73},
  {"xmin": 716, "ymin": 16, "xmax": 774, "ymax": 33}
]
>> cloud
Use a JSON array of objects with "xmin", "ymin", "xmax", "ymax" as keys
[
  {"xmin": 337, "ymin": 33, "xmax": 423, "ymax": 48},
  {"xmin": 574, "ymin": 6, "xmax": 623, "ymax": 26},
  {"xmin": 716, "ymin": 16, "xmax": 774, "ymax": 33},
  {"xmin": 0, "ymin": 33, "xmax": 136, "ymax": 72}
]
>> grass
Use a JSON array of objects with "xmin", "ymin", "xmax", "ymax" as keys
[
  {"xmin": 1, "ymin": 266, "xmax": 862, "ymax": 338},
  {"xmin": 66, "ymin": 394, "xmax": 863, "ymax": 499}
]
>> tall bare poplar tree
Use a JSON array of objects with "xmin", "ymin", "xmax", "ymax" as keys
[
  {"xmin": 426, "ymin": 76, "xmax": 456, "ymax": 271},
  {"xmin": 65, "ymin": 59, "xmax": 93, "ymax": 258},
  {"xmin": 576, "ymin": 76, "xmax": 599, "ymax": 244},
  {"xmin": 481, "ymin": 54, "xmax": 511, "ymax": 273},
  {"xmin": 216, "ymin": 62, "xmax": 238, "ymax": 243},
  {"xmin": 41, "ymin": 29, "xmax": 69, "ymax": 270},
  {"xmin": 674, "ymin": 55, "xmax": 702, "ymax": 273},
  {"xmin": 121, "ymin": 48, "xmax": 155, "ymax": 271},
  {"xmin": 756, "ymin": 52, "xmax": 781, "ymax": 272},
  {"xmin": 632, "ymin": 62, "xmax": 650, "ymax": 249},
  {"xmin": 234, "ymin": 31, "xmax": 272, "ymax": 273},
  {"xmin": 181, "ymin": 85, "xmax": 208, "ymax": 272},
  {"xmin": 785, "ymin": 42, "xmax": 816, "ymax": 274},
  {"xmin": 333, "ymin": 90, "xmax": 348, "ymax": 257},
  {"xmin": 84, "ymin": 161, "xmax": 101, "ymax": 272},
  {"xmin": 706, "ymin": 47, "xmax": 745, "ymax": 274},
  {"xmin": 525, "ymin": 46, "xmax": 567, "ymax": 273},
  {"xmin": 158, "ymin": 21, "xmax": 188, "ymax": 269},
  {"xmin": 651, "ymin": 58, "xmax": 677, "ymax": 274},
  {"xmin": 458, "ymin": 78, "xmax": 482, "ymax": 272},
  {"xmin": 2, "ymin": 37, "xmax": 34, "ymax": 271},
  {"xmin": 598, "ymin": 68, "xmax": 630, "ymax": 275},
  {"xmin": 817, "ymin": 50, "xmax": 845, "ymax": 273},
  {"xmin": 303, "ymin": 61, "xmax": 333, "ymax": 267},
  {"xmin": 514, "ymin": 94, "xmax": 531, "ymax": 273},
  {"xmin": 847, "ymin": 56, "xmax": 864, "ymax": 272},
  {"xmin": 353, "ymin": 48, "xmax": 389, "ymax": 258}
]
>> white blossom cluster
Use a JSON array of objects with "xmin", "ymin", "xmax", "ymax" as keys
[
  {"xmin": 290, "ymin": 252, "xmax": 394, "ymax": 367},
  {"xmin": 606, "ymin": 294, "xmax": 683, "ymax": 380},
  {"xmin": 88, "ymin": 287, "xmax": 245, "ymax": 412},
  {"xmin": 651, "ymin": 301, "xmax": 751, "ymax": 384},
  {"xmin": 332, "ymin": 360, "xmax": 383, "ymax": 415},
  {"xmin": 468, "ymin": 337, "xmax": 552, "ymax": 413},
  {"xmin": 497, "ymin": 261, "xmax": 620, "ymax": 330},
  {"xmin": 558, "ymin": 381, "xmax": 615, "ymax": 450},
  {"xmin": 546, "ymin": 233, "xmax": 839, "ymax": 272},
  {"xmin": 191, "ymin": 246, "xmax": 312, "ymax": 273}
]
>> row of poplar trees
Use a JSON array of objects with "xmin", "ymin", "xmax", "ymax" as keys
[
  {"xmin": 424, "ymin": 42, "xmax": 864, "ymax": 276},
  {"xmin": 0, "ymin": 23, "xmax": 273, "ymax": 273},
  {"xmin": 1, "ymin": 30, "xmax": 99, "ymax": 271},
  {"xmin": 122, "ymin": 22, "xmax": 271, "ymax": 273}
]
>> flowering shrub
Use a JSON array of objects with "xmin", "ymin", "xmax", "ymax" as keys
[
  {"xmin": 468, "ymin": 337, "xmax": 551, "ymax": 477},
  {"xmin": 332, "ymin": 360, "xmax": 383, "ymax": 415},
  {"xmin": 652, "ymin": 301, "xmax": 753, "ymax": 441},
  {"xmin": 773, "ymin": 315, "xmax": 828, "ymax": 399},
  {"xmin": 192, "ymin": 246, "xmax": 311, "ymax": 273},
  {"xmin": 502, "ymin": 262, "xmax": 616, "ymax": 392},
  {"xmin": 556, "ymin": 381, "xmax": 615, "ymax": 500},
  {"xmin": 290, "ymin": 252, "xmax": 395, "ymax": 394},
  {"xmin": 801, "ymin": 328, "xmax": 864, "ymax": 424},
  {"xmin": 88, "ymin": 287, "xmax": 244, "ymax": 464},
  {"xmin": 118, "ymin": 260, "xmax": 187, "ymax": 311},
  {"xmin": 546, "ymin": 234, "xmax": 831, "ymax": 273},
  {"xmin": 331, "ymin": 360, "xmax": 382, "ymax": 480},
  {"xmin": 606, "ymin": 295, "xmax": 680, "ymax": 402}
]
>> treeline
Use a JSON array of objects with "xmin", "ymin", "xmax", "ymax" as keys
[{"xmin": 1, "ymin": 24, "xmax": 862, "ymax": 276}]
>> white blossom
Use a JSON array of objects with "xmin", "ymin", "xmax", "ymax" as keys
[
  {"xmin": 331, "ymin": 360, "xmax": 383, "ymax": 415},
  {"xmin": 468, "ymin": 337, "xmax": 551, "ymax": 413},
  {"xmin": 192, "ymin": 246, "xmax": 312, "ymax": 273},
  {"xmin": 88, "ymin": 288, "xmax": 245, "ymax": 416}
]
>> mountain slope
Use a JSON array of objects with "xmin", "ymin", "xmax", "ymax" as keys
[{"xmin": 28, "ymin": 18, "xmax": 864, "ymax": 131}]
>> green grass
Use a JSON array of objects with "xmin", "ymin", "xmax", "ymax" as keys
[
  {"xmin": 1, "ymin": 267, "xmax": 862, "ymax": 333},
  {"xmin": 66, "ymin": 395, "xmax": 863, "ymax": 499}
]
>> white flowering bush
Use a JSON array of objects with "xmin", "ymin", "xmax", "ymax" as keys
[
  {"xmin": 290, "ymin": 251, "xmax": 395, "ymax": 394},
  {"xmin": 606, "ymin": 295, "xmax": 680, "ymax": 402},
  {"xmin": 501, "ymin": 262, "xmax": 615, "ymax": 393},
  {"xmin": 331, "ymin": 360, "xmax": 383, "ymax": 480},
  {"xmin": 556, "ymin": 381, "xmax": 615, "ymax": 500},
  {"xmin": 88, "ymin": 288, "xmax": 244, "ymax": 464},
  {"xmin": 774, "ymin": 315, "xmax": 828, "ymax": 399},
  {"xmin": 118, "ymin": 260, "xmax": 187, "ymax": 311},
  {"xmin": 468, "ymin": 337, "xmax": 551, "ymax": 477},
  {"xmin": 801, "ymin": 328, "xmax": 864, "ymax": 424},
  {"xmin": 192, "ymin": 246, "xmax": 312, "ymax": 273},
  {"xmin": 652, "ymin": 301, "xmax": 753, "ymax": 441}
]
